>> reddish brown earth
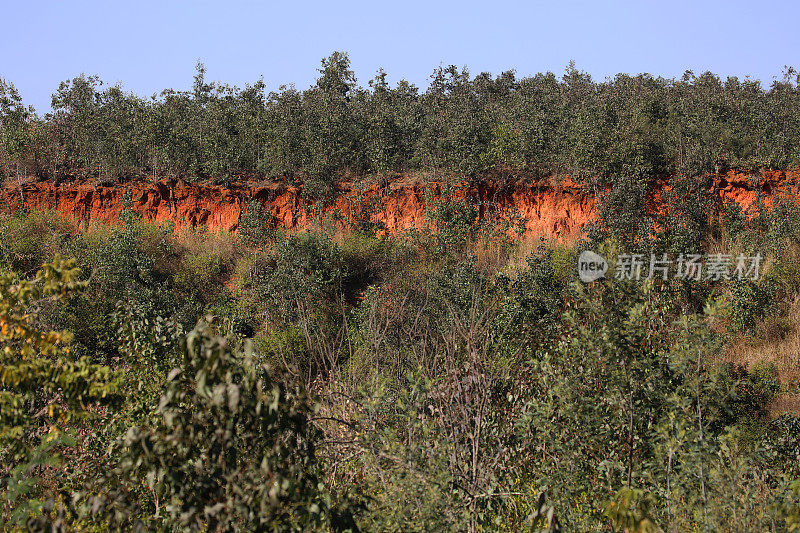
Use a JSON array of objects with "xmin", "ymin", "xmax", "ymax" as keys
[{"xmin": 2, "ymin": 170, "xmax": 799, "ymax": 239}]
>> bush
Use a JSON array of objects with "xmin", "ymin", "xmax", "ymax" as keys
[
  {"xmin": 729, "ymin": 278, "xmax": 776, "ymax": 333},
  {"xmin": 588, "ymin": 175, "xmax": 654, "ymax": 252},
  {"xmin": 251, "ymin": 233, "xmax": 348, "ymax": 379},
  {"xmin": 725, "ymin": 362, "xmax": 781, "ymax": 423},
  {"xmin": 0, "ymin": 257, "xmax": 119, "ymax": 529},
  {"xmin": 83, "ymin": 318, "xmax": 352, "ymax": 531},
  {"xmin": 0, "ymin": 210, "xmax": 76, "ymax": 274},
  {"xmin": 239, "ymin": 199, "xmax": 277, "ymax": 247},
  {"xmin": 421, "ymin": 187, "xmax": 480, "ymax": 260}
]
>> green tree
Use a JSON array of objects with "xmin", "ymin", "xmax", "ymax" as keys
[
  {"xmin": 0, "ymin": 78, "xmax": 32, "ymax": 203},
  {"xmin": 50, "ymin": 74, "xmax": 103, "ymax": 174},
  {"xmin": 84, "ymin": 318, "xmax": 347, "ymax": 531},
  {"xmin": 0, "ymin": 256, "xmax": 119, "ymax": 528}
]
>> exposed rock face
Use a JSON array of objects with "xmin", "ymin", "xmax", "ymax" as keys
[{"xmin": 2, "ymin": 171, "xmax": 798, "ymax": 239}]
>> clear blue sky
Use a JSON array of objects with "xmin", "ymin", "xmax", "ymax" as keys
[{"xmin": 2, "ymin": 0, "xmax": 798, "ymax": 113}]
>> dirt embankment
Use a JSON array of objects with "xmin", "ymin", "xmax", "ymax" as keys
[{"xmin": 2, "ymin": 171, "xmax": 799, "ymax": 239}]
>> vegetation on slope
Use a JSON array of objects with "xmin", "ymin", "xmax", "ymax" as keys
[{"xmin": 1, "ymin": 185, "xmax": 800, "ymax": 530}]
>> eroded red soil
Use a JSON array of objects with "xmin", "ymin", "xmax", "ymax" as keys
[{"xmin": 3, "ymin": 170, "xmax": 798, "ymax": 239}]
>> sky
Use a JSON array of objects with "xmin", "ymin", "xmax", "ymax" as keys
[{"xmin": 1, "ymin": 0, "xmax": 798, "ymax": 113}]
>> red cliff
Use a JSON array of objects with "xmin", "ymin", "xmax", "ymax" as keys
[{"xmin": 2, "ymin": 170, "xmax": 798, "ymax": 239}]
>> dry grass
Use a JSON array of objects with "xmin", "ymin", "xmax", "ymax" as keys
[
  {"xmin": 707, "ymin": 230, "xmax": 800, "ymax": 415},
  {"xmin": 471, "ymin": 236, "xmax": 514, "ymax": 273},
  {"xmin": 725, "ymin": 296, "xmax": 800, "ymax": 416},
  {"xmin": 177, "ymin": 225, "xmax": 241, "ymax": 264},
  {"xmin": 767, "ymin": 394, "xmax": 800, "ymax": 418},
  {"xmin": 502, "ymin": 237, "xmax": 543, "ymax": 274},
  {"xmin": 724, "ymin": 301, "xmax": 800, "ymax": 384}
]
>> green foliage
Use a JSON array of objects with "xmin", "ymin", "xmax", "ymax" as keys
[
  {"xmin": 588, "ymin": 175, "xmax": 653, "ymax": 251},
  {"xmin": 5, "ymin": 167, "xmax": 800, "ymax": 530},
  {"xmin": 655, "ymin": 176, "xmax": 713, "ymax": 256},
  {"xmin": 774, "ymin": 480, "xmax": 800, "ymax": 531},
  {"xmin": 344, "ymin": 188, "xmax": 388, "ymax": 236},
  {"xmin": 84, "ymin": 318, "xmax": 347, "ymax": 531},
  {"xmin": 520, "ymin": 279, "xmax": 673, "ymax": 528},
  {"xmin": 728, "ymin": 277, "xmax": 776, "ymax": 333},
  {"xmin": 0, "ymin": 257, "xmax": 119, "ymax": 450},
  {"xmin": 239, "ymin": 198, "xmax": 276, "ymax": 246},
  {"xmin": 1, "ymin": 430, "xmax": 77, "ymax": 530},
  {"xmin": 256, "ymin": 233, "xmax": 345, "ymax": 321},
  {"xmin": 604, "ymin": 488, "xmax": 661, "ymax": 533},
  {"xmin": 6, "ymin": 59, "xmax": 800, "ymax": 186},
  {"xmin": 247, "ymin": 233, "xmax": 349, "ymax": 379},
  {"xmin": 653, "ymin": 309, "xmax": 735, "ymax": 531},
  {"xmin": 725, "ymin": 362, "xmax": 781, "ymax": 424},
  {"xmin": 0, "ymin": 77, "xmax": 31, "ymax": 179},
  {"xmin": 73, "ymin": 210, "xmax": 181, "ymax": 362},
  {"xmin": 724, "ymin": 194, "xmax": 800, "ymax": 257},
  {"xmin": 0, "ymin": 256, "xmax": 119, "ymax": 528},
  {"xmin": 349, "ymin": 378, "xmax": 474, "ymax": 531},
  {"xmin": 345, "ymin": 367, "xmax": 549, "ymax": 532},
  {"xmin": 496, "ymin": 248, "xmax": 568, "ymax": 349},
  {"xmin": 480, "ymin": 123, "xmax": 526, "ymax": 171},
  {"xmin": 0, "ymin": 210, "xmax": 77, "ymax": 274},
  {"xmin": 421, "ymin": 187, "xmax": 480, "ymax": 259},
  {"xmin": 113, "ymin": 296, "xmax": 184, "ymax": 369}
]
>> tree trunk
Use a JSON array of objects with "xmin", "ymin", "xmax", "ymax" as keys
[{"xmin": 16, "ymin": 161, "xmax": 25, "ymax": 208}]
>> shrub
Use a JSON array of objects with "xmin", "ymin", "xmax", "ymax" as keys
[
  {"xmin": 83, "ymin": 318, "xmax": 351, "ymax": 531},
  {"xmin": 252, "ymin": 233, "xmax": 348, "ymax": 379},
  {"xmin": 0, "ymin": 257, "xmax": 119, "ymax": 529},
  {"xmin": 588, "ymin": 175, "xmax": 653, "ymax": 252},
  {"xmin": 239, "ymin": 198, "xmax": 276, "ymax": 247},
  {"xmin": 729, "ymin": 278, "xmax": 776, "ymax": 333},
  {"xmin": 725, "ymin": 362, "xmax": 781, "ymax": 423},
  {"xmin": 0, "ymin": 210, "xmax": 76, "ymax": 274}
]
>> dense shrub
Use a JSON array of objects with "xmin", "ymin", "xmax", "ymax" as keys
[
  {"xmin": 238, "ymin": 198, "xmax": 277, "ymax": 247},
  {"xmin": 587, "ymin": 175, "xmax": 654, "ymax": 251},
  {"xmin": 729, "ymin": 277, "xmax": 777, "ymax": 333},
  {"xmin": 3, "ymin": 189, "xmax": 800, "ymax": 530},
  {"xmin": 0, "ymin": 257, "xmax": 119, "ymax": 529},
  {"xmin": 0, "ymin": 210, "xmax": 76, "ymax": 274},
  {"xmin": 81, "ymin": 319, "xmax": 351, "ymax": 531}
]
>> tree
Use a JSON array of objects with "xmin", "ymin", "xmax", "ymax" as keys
[
  {"xmin": 302, "ymin": 51, "xmax": 363, "ymax": 195},
  {"xmin": 83, "ymin": 317, "xmax": 352, "ymax": 531},
  {"xmin": 50, "ymin": 74, "xmax": 103, "ymax": 174},
  {"xmin": 0, "ymin": 78, "xmax": 32, "ymax": 204},
  {"xmin": 0, "ymin": 256, "xmax": 120, "ymax": 529},
  {"xmin": 519, "ymin": 278, "xmax": 673, "ymax": 528}
]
